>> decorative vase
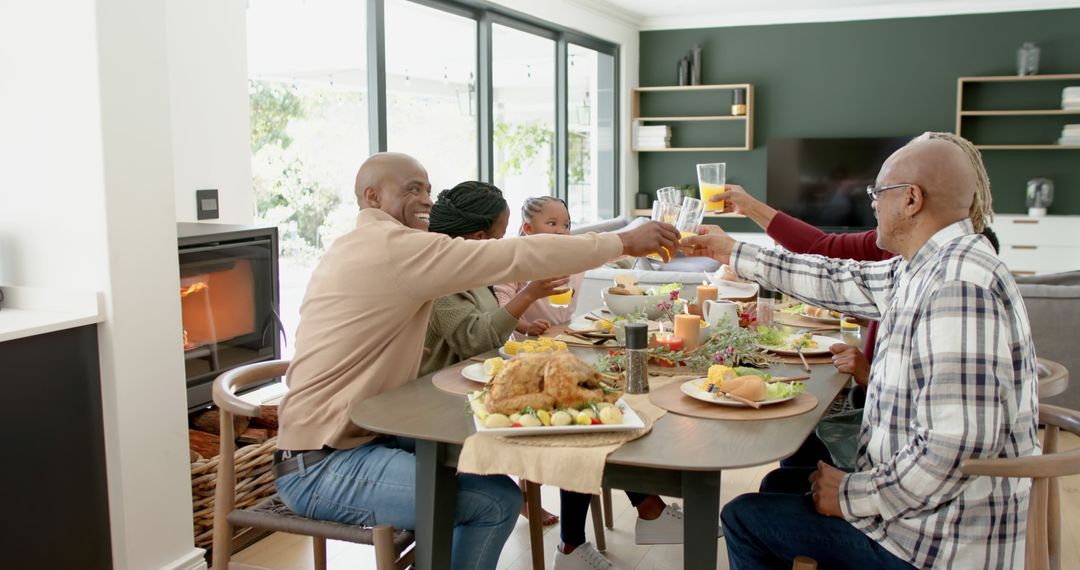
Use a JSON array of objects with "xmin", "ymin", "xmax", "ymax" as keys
[
  {"xmin": 1026, "ymin": 177, "xmax": 1053, "ymax": 216},
  {"xmin": 1018, "ymin": 42, "xmax": 1040, "ymax": 76},
  {"xmin": 635, "ymin": 192, "xmax": 651, "ymax": 210},
  {"xmin": 677, "ymin": 57, "xmax": 689, "ymax": 86},
  {"xmin": 731, "ymin": 88, "xmax": 747, "ymax": 116},
  {"xmin": 690, "ymin": 44, "xmax": 702, "ymax": 85}
]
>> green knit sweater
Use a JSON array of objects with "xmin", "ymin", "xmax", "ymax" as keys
[{"xmin": 419, "ymin": 286, "xmax": 519, "ymax": 377}]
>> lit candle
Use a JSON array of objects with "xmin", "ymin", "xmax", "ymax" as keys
[
  {"xmin": 699, "ymin": 280, "xmax": 717, "ymax": 304},
  {"xmin": 655, "ymin": 332, "xmax": 684, "ymax": 352},
  {"xmin": 674, "ymin": 314, "xmax": 702, "ymax": 351},
  {"xmin": 696, "ymin": 281, "xmax": 718, "ymax": 312}
]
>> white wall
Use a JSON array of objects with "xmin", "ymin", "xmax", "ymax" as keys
[
  {"xmin": 0, "ymin": 1, "xmax": 110, "ymax": 288},
  {"xmin": 167, "ymin": 0, "xmax": 254, "ymax": 225},
  {"xmin": 0, "ymin": 1, "xmax": 205, "ymax": 569},
  {"xmin": 490, "ymin": 0, "xmax": 642, "ymax": 217}
]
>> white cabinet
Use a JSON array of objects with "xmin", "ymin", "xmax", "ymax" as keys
[{"xmin": 993, "ymin": 215, "xmax": 1080, "ymax": 275}]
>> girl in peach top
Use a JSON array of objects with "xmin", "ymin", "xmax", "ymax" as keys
[{"xmin": 495, "ymin": 196, "xmax": 585, "ymax": 340}]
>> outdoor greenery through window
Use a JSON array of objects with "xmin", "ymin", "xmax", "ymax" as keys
[
  {"xmin": 247, "ymin": 0, "xmax": 369, "ymax": 355},
  {"xmin": 386, "ymin": 0, "xmax": 478, "ymax": 190},
  {"xmin": 568, "ymin": 44, "xmax": 617, "ymax": 224},
  {"xmin": 493, "ymin": 24, "xmax": 555, "ymax": 232},
  {"xmin": 246, "ymin": 0, "xmax": 618, "ymax": 351}
]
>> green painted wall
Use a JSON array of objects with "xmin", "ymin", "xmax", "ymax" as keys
[{"xmin": 639, "ymin": 8, "xmax": 1080, "ymax": 232}]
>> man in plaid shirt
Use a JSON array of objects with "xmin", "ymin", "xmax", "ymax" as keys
[{"xmin": 684, "ymin": 133, "xmax": 1039, "ymax": 569}]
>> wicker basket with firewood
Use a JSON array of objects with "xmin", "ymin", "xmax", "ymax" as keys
[{"xmin": 189, "ymin": 406, "xmax": 279, "ymax": 550}]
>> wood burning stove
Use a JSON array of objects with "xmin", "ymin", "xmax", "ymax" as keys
[{"xmin": 178, "ymin": 223, "xmax": 281, "ymax": 410}]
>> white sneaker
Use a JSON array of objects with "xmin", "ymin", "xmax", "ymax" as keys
[
  {"xmin": 553, "ymin": 542, "xmax": 616, "ymax": 570},
  {"xmin": 634, "ymin": 503, "xmax": 723, "ymax": 545}
]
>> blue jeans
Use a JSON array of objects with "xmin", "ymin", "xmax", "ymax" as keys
[
  {"xmin": 721, "ymin": 467, "xmax": 914, "ymax": 570},
  {"xmin": 275, "ymin": 438, "xmax": 521, "ymax": 570}
]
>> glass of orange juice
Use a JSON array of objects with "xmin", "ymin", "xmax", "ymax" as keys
[
  {"xmin": 648, "ymin": 200, "xmax": 681, "ymax": 260},
  {"xmin": 549, "ymin": 287, "xmax": 574, "ymax": 308},
  {"xmin": 675, "ymin": 197, "xmax": 705, "ymax": 240},
  {"xmin": 697, "ymin": 163, "xmax": 727, "ymax": 212}
]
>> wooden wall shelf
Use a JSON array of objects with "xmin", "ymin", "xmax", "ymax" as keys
[
  {"xmin": 631, "ymin": 84, "xmax": 754, "ymax": 151},
  {"xmin": 956, "ymin": 73, "xmax": 1080, "ymax": 149}
]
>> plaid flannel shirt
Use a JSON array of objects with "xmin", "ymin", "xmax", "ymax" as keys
[{"xmin": 732, "ymin": 220, "xmax": 1040, "ymax": 569}]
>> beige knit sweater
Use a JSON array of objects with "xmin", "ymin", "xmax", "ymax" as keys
[{"xmin": 278, "ymin": 208, "xmax": 623, "ymax": 451}]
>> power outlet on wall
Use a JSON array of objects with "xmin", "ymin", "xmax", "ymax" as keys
[{"xmin": 196, "ymin": 189, "xmax": 219, "ymax": 220}]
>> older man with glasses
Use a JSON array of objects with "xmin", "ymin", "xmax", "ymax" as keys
[{"xmin": 684, "ymin": 133, "xmax": 1039, "ymax": 569}]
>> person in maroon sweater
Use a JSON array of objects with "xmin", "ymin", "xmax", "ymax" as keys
[{"xmin": 711, "ymin": 184, "xmax": 999, "ymax": 466}]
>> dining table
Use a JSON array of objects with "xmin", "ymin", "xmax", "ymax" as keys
[{"xmin": 350, "ymin": 344, "xmax": 849, "ymax": 570}]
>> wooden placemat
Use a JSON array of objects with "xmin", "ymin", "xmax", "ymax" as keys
[
  {"xmin": 648, "ymin": 379, "xmax": 819, "ymax": 421},
  {"xmin": 432, "ymin": 363, "xmax": 485, "ymax": 395}
]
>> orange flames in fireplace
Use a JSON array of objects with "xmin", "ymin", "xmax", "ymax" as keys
[{"xmin": 180, "ymin": 259, "xmax": 256, "ymax": 351}]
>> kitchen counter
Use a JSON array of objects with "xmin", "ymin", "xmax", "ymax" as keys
[{"xmin": 0, "ymin": 286, "xmax": 103, "ymax": 342}]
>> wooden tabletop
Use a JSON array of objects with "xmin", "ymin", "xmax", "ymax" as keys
[{"xmin": 350, "ymin": 354, "xmax": 848, "ymax": 472}]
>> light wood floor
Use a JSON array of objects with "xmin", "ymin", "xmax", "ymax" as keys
[{"xmin": 232, "ymin": 432, "xmax": 1080, "ymax": 569}]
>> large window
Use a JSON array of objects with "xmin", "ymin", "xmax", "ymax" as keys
[
  {"xmin": 386, "ymin": 0, "xmax": 478, "ymax": 191},
  {"xmin": 247, "ymin": 0, "xmax": 369, "ymax": 356},
  {"xmin": 492, "ymin": 24, "xmax": 556, "ymax": 232},
  {"xmin": 568, "ymin": 44, "xmax": 617, "ymax": 224},
  {"xmin": 247, "ymin": 2, "xmax": 619, "ymax": 350}
]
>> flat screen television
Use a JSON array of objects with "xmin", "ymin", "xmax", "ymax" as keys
[{"xmin": 766, "ymin": 137, "xmax": 911, "ymax": 232}]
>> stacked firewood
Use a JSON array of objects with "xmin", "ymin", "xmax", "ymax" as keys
[{"xmin": 188, "ymin": 406, "xmax": 279, "ymax": 460}]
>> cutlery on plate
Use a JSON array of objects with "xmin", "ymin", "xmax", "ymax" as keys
[
  {"xmin": 716, "ymin": 390, "xmax": 762, "ymax": 409},
  {"xmin": 795, "ymin": 346, "xmax": 811, "ymax": 372},
  {"xmin": 770, "ymin": 374, "xmax": 811, "ymax": 383}
]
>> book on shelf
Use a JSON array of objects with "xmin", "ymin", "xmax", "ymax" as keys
[
  {"xmin": 633, "ymin": 124, "xmax": 672, "ymax": 149},
  {"xmin": 1058, "ymin": 124, "xmax": 1080, "ymax": 145},
  {"xmin": 1062, "ymin": 87, "xmax": 1080, "ymax": 109}
]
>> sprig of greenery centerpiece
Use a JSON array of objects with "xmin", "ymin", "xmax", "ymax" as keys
[{"xmin": 594, "ymin": 320, "xmax": 776, "ymax": 374}]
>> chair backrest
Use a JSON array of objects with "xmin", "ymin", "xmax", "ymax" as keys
[
  {"xmin": 960, "ymin": 404, "xmax": 1080, "ymax": 570},
  {"xmin": 210, "ymin": 360, "xmax": 291, "ymax": 570}
]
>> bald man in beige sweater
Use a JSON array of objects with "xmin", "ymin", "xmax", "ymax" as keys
[{"xmin": 273, "ymin": 152, "xmax": 679, "ymax": 570}]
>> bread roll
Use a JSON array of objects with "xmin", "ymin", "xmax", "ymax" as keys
[{"xmin": 721, "ymin": 375, "xmax": 767, "ymax": 401}]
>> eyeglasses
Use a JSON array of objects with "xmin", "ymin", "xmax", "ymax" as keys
[{"xmin": 866, "ymin": 183, "xmax": 913, "ymax": 202}]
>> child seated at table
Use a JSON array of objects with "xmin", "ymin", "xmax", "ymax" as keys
[
  {"xmin": 495, "ymin": 196, "xmax": 697, "ymax": 569},
  {"xmin": 494, "ymin": 196, "xmax": 584, "ymax": 339},
  {"xmin": 419, "ymin": 180, "xmax": 565, "ymax": 526}
]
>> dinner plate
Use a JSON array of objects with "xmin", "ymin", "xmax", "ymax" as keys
[
  {"xmin": 764, "ymin": 334, "xmax": 840, "ymax": 356},
  {"xmin": 461, "ymin": 363, "xmax": 493, "ymax": 384},
  {"xmin": 796, "ymin": 308, "xmax": 841, "ymax": 324},
  {"xmin": 472, "ymin": 398, "xmax": 645, "ymax": 436},
  {"xmin": 498, "ymin": 347, "xmax": 569, "ymax": 359},
  {"xmin": 680, "ymin": 378, "xmax": 798, "ymax": 407}
]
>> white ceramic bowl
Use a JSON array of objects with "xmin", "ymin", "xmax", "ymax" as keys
[{"xmin": 602, "ymin": 288, "xmax": 669, "ymax": 319}]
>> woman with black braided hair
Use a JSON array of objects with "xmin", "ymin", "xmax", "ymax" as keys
[
  {"xmin": 418, "ymin": 180, "xmax": 567, "ymax": 527},
  {"xmin": 419, "ymin": 181, "xmax": 568, "ymax": 376}
]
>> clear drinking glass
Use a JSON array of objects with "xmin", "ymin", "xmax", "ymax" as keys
[
  {"xmin": 656, "ymin": 186, "xmax": 682, "ymax": 205},
  {"xmin": 675, "ymin": 197, "xmax": 705, "ymax": 238},
  {"xmin": 649, "ymin": 200, "xmax": 681, "ymax": 260},
  {"xmin": 652, "ymin": 199, "xmax": 681, "ymax": 225},
  {"xmin": 840, "ymin": 313, "xmax": 862, "ymax": 347},
  {"xmin": 548, "ymin": 287, "xmax": 574, "ymax": 308},
  {"xmin": 697, "ymin": 163, "xmax": 727, "ymax": 212}
]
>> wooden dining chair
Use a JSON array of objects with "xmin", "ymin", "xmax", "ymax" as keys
[
  {"xmin": 521, "ymin": 482, "xmax": 607, "ymax": 569},
  {"xmin": 960, "ymin": 403, "xmax": 1080, "ymax": 570},
  {"xmin": 210, "ymin": 360, "xmax": 414, "ymax": 570},
  {"xmin": 1037, "ymin": 358, "xmax": 1069, "ymax": 400}
]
